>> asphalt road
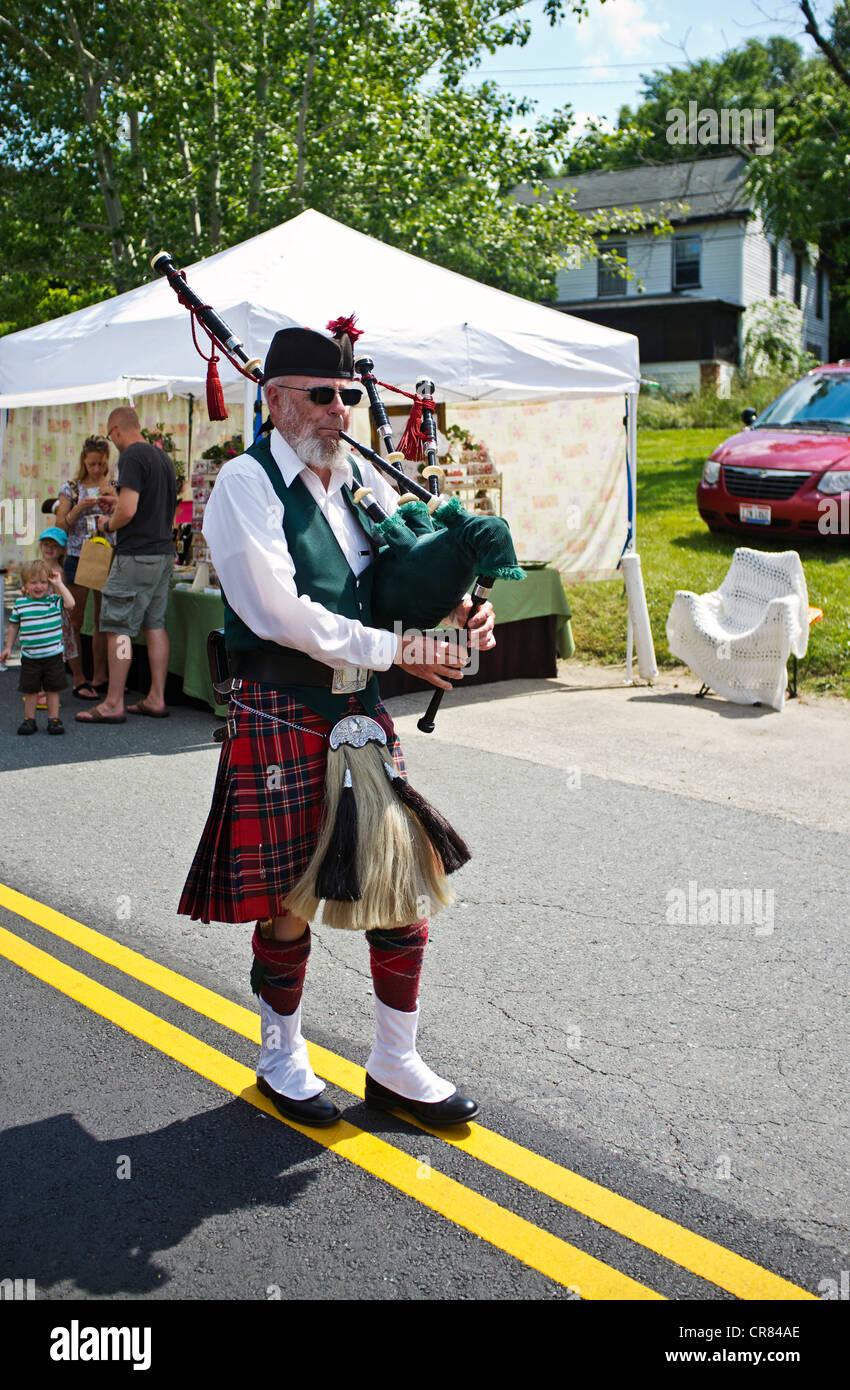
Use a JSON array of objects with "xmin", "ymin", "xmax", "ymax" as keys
[{"xmin": 0, "ymin": 662, "xmax": 847, "ymax": 1322}]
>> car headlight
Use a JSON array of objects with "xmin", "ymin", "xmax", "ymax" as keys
[
  {"xmin": 816, "ymin": 470, "xmax": 850, "ymax": 495},
  {"xmin": 701, "ymin": 460, "xmax": 721, "ymax": 485}
]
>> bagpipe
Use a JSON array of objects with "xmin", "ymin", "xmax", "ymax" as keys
[{"xmin": 152, "ymin": 250, "xmax": 524, "ymax": 928}]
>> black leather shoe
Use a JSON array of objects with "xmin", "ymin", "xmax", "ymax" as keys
[
  {"xmin": 256, "ymin": 1075, "xmax": 341, "ymax": 1127},
  {"xmin": 364, "ymin": 1074, "xmax": 479, "ymax": 1126}
]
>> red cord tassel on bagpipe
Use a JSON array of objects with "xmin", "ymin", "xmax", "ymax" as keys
[
  {"xmin": 397, "ymin": 395, "xmax": 424, "ymax": 462},
  {"xmin": 151, "ymin": 250, "xmax": 265, "ymax": 421},
  {"xmin": 205, "ymin": 353, "xmax": 227, "ymax": 421},
  {"xmin": 188, "ymin": 305, "xmax": 229, "ymax": 421}
]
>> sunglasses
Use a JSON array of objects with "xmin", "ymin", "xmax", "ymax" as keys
[{"xmin": 281, "ymin": 385, "xmax": 363, "ymax": 406}]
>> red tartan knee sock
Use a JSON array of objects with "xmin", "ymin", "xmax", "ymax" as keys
[
  {"xmin": 365, "ymin": 920, "xmax": 429, "ymax": 1013},
  {"xmin": 250, "ymin": 922, "xmax": 310, "ymax": 1017}
]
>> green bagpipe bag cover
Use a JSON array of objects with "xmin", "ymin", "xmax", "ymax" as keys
[{"xmin": 370, "ymin": 497, "xmax": 524, "ymax": 631}]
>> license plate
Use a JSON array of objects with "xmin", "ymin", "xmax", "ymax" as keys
[{"xmin": 740, "ymin": 504, "xmax": 771, "ymax": 525}]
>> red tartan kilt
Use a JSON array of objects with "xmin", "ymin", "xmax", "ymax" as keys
[{"xmin": 179, "ymin": 684, "xmax": 406, "ymax": 924}]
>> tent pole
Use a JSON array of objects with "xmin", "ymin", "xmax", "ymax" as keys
[
  {"xmin": 625, "ymin": 391, "xmax": 637, "ymax": 680},
  {"xmin": 187, "ymin": 393, "xmax": 194, "ymax": 477},
  {"xmin": 243, "ymin": 377, "xmax": 256, "ymax": 448},
  {"xmin": 0, "ymin": 406, "xmax": 7, "ymax": 574},
  {"xmin": 626, "ymin": 390, "xmax": 637, "ymax": 551}
]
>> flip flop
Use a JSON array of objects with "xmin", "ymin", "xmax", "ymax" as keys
[
  {"xmin": 127, "ymin": 701, "xmax": 169, "ymax": 718},
  {"xmin": 75, "ymin": 707, "xmax": 126, "ymax": 724},
  {"xmin": 74, "ymin": 683, "xmax": 100, "ymax": 700}
]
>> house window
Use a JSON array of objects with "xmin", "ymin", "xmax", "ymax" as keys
[
  {"xmin": 769, "ymin": 243, "xmax": 778, "ymax": 297},
  {"xmin": 597, "ymin": 242, "xmax": 628, "ymax": 298},
  {"xmin": 794, "ymin": 254, "xmax": 803, "ymax": 307},
  {"xmin": 816, "ymin": 264, "xmax": 824, "ymax": 320},
  {"xmin": 673, "ymin": 237, "xmax": 701, "ymax": 290}
]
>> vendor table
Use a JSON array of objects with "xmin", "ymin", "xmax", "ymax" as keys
[{"xmin": 83, "ymin": 567, "xmax": 572, "ymax": 713}]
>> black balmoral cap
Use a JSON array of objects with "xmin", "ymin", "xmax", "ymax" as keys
[{"xmin": 263, "ymin": 327, "xmax": 355, "ymax": 381}]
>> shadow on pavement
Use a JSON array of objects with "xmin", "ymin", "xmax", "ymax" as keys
[{"xmin": 0, "ymin": 1104, "xmax": 318, "ymax": 1297}]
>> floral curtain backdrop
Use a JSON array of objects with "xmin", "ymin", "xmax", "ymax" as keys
[
  {"xmin": 2, "ymin": 392, "xmax": 628, "ymax": 582},
  {"xmin": 0, "ymin": 392, "xmax": 233, "ymax": 568},
  {"xmin": 446, "ymin": 395, "xmax": 628, "ymax": 581}
]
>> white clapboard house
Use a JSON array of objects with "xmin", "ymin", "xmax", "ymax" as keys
[{"xmin": 516, "ymin": 156, "xmax": 830, "ymax": 394}]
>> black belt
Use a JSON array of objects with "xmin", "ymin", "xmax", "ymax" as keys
[{"xmin": 229, "ymin": 647, "xmax": 338, "ymax": 688}]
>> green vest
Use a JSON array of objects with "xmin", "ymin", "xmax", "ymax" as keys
[{"xmin": 221, "ymin": 435, "xmax": 383, "ymax": 721}]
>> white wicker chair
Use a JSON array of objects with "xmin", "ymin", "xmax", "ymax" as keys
[{"xmin": 666, "ymin": 548, "xmax": 810, "ymax": 711}]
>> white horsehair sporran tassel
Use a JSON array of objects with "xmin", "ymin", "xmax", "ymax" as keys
[{"xmin": 283, "ymin": 714, "xmax": 468, "ymax": 931}]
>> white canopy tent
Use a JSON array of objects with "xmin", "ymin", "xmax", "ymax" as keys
[
  {"xmin": 0, "ymin": 211, "xmax": 653, "ymax": 674},
  {"xmin": 0, "ymin": 209, "xmax": 639, "ymax": 409}
]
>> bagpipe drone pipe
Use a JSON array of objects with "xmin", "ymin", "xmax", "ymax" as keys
[{"xmin": 151, "ymin": 253, "xmax": 524, "ymax": 926}]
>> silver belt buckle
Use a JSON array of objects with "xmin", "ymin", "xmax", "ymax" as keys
[{"xmin": 331, "ymin": 665, "xmax": 370, "ymax": 695}]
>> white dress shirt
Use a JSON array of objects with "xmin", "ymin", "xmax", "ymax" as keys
[{"xmin": 203, "ymin": 428, "xmax": 401, "ymax": 672}]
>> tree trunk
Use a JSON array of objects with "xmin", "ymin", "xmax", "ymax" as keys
[
  {"xmin": 248, "ymin": 0, "xmax": 273, "ymax": 217},
  {"xmin": 800, "ymin": 1, "xmax": 850, "ymax": 91},
  {"xmin": 63, "ymin": 12, "xmax": 135, "ymax": 267},
  {"xmin": 129, "ymin": 109, "xmax": 147, "ymax": 190},
  {"xmin": 177, "ymin": 125, "xmax": 202, "ymax": 249},
  {"xmin": 295, "ymin": 0, "xmax": 316, "ymax": 207},
  {"xmin": 208, "ymin": 38, "xmax": 222, "ymax": 246}
]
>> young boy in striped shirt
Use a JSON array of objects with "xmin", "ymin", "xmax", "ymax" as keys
[{"xmin": 1, "ymin": 559, "xmax": 75, "ymax": 734}]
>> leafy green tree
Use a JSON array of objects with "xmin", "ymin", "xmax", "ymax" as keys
[
  {"xmin": 0, "ymin": 0, "xmax": 623, "ymax": 334},
  {"xmin": 564, "ymin": 36, "xmax": 811, "ymax": 172},
  {"xmin": 741, "ymin": 299, "xmax": 818, "ymax": 376},
  {"xmin": 745, "ymin": 8, "xmax": 850, "ymax": 357}
]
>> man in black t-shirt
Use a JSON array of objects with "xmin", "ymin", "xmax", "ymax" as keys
[{"xmin": 76, "ymin": 406, "xmax": 177, "ymax": 725}]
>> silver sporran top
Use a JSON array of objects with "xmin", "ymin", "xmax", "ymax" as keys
[
  {"xmin": 329, "ymin": 714, "xmax": 388, "ymax": 750},
  {"xmin": 331, "ymin": 665, "xmax": 370, "ymax": 694}
]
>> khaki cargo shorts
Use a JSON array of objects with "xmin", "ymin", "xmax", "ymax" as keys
[{"xmin": 100, "ymin": 553, "xmax": 173, "ymax": 636}]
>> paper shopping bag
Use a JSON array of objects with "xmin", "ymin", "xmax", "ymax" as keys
[{"xmin": 74, "ymin": 536, "xmax": 114, "ymax": 591}]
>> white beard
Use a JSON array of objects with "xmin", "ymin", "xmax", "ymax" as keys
[
  {"xmin": 294, "ymin": 433, "xmax": 349, "ymax": 474},
  {"xmin": 277, "ymin": 398, "xmax": 349, "ymax": 475}
]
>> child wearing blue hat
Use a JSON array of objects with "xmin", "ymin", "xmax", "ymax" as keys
[{"xmin": 37, "ymin": 526, "xmax": 79, "ymax": 707}]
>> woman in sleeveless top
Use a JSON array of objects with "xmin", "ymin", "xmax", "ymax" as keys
[{"xmin": 55, "ymin": 435, "xmax": 117, "ymax": 699}]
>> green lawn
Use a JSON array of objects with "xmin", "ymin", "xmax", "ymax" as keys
[{"xmin": 567, "ymin": 429, "xmax": 850, "ymax": 698}]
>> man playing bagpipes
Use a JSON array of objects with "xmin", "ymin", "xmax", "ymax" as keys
[{"xmin": 179, "ymin": 322, "xmax": 496, "ymax": 1127}]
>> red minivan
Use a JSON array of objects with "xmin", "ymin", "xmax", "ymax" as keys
[{"xmin": 697, "ymin": 365, "xmax": 850, "ymax": 539}]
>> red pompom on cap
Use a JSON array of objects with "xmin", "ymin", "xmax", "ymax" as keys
[{"xmin": 326, "ymin": 313, "xmax": 363, "ymax": 344}]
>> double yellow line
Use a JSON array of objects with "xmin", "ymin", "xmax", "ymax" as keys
[{"xmin": 0, "ymin": 883, "xmax": 815, "ymax": 1302}]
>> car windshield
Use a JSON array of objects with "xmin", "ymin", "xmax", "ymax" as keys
[{"xmin": 755, "ymin": 373, "xmax": 850, "ymax": 431}]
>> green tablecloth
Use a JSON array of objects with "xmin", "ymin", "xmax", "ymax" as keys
[{"xmin": 84, "ymin": 567, "xmax": 572, "ymax": 713}]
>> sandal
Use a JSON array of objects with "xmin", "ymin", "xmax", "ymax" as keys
[
  {"xmin": 75, "ymin": 707, "xmax": 126, "ymax": 724},
  {"xmin": 47, "ymin": 718, "xmax": 65, "ymax": 735},
  {"xmin": 17, "ymin": 717, "xmax": 38, "ymax": 735},
  {"xmin": 73, "ymin": 682, "xmax": 100, "ymax": 700},
  {"xmin": 127, "ymin": 700, "xmax": 169, "ymax": 718}
]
